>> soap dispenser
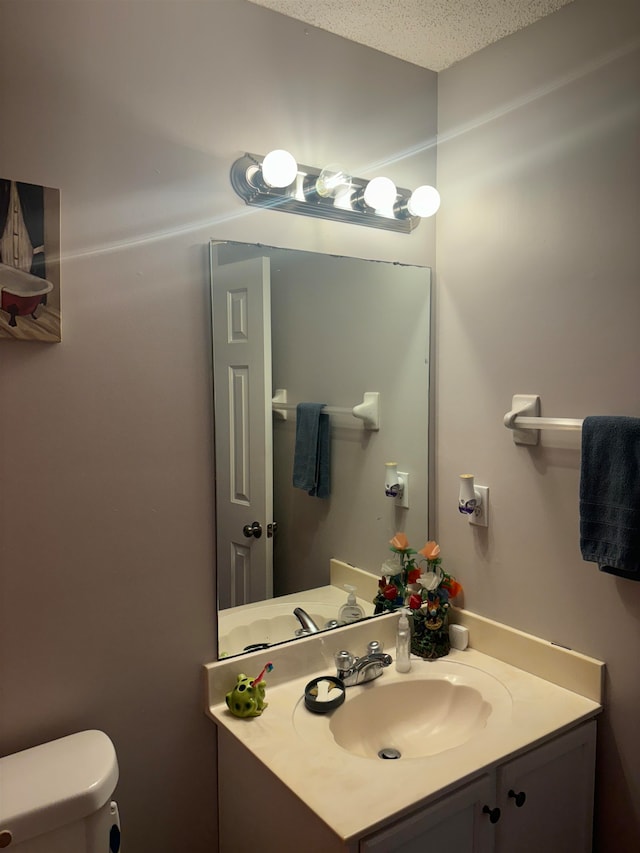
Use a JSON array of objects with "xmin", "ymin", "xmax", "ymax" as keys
[
  {"xmin": 396, "ymin": 609, "xmax": 411, "ymax": 673},
  {"xmin": 338, "ymin": 585, "xmax": 365, "ymax": 624}
]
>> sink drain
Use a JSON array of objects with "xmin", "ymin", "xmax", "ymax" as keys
[{"xmin": 378, "ymin": 747, "xmax": 401, "ymax": 760}]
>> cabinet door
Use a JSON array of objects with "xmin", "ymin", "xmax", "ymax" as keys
[
  {"xmin": 495, "ymin": 720, "xmax": 597, "ymax": 853},
  {"xmin": 360, "ymin": 774, "xmax": 494, "ymax": 853}
]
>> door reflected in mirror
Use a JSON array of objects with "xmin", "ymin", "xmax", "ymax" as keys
[{"xmin": 210, "ymin": 241, "xmax": 431, "ymax": 657}]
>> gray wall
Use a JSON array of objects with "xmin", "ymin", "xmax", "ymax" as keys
[
  {"xmin": 0, "ymin": 1, "xmax": 436, "ymax": 851},
  {"xmin": 4, "ymin": 0, "xmax": 638, "ymax": 848},
  {"xmin": 436, "ymin": 0, "xmax": 640, "ymax": 847},
  {"xmin": 270, "ymin": 252, "xmax": 430, "ymax": 593}
]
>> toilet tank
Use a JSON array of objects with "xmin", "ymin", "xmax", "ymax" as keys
[{"xmin": 0, "ymin": 730, "xmax": 120, "ymax": 852}]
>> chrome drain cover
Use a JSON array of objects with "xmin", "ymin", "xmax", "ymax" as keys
[{"xmin": 378, "ymin": 747, "xmax": 401, "ymax": 760}]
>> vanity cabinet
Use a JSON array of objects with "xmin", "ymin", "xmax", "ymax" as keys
[
  {"xmin": 218, "ymin": 719, "xmax": 596, "ymax": 853},
  {"xmin": 359, "ymin": 775, "xmax": 494, "ymax": 853},
  {"xmin": 360, "ymin": 721, "xmax": 596, "ymax": 853},
  {"xmin": 210, "ymin": 607, "xmax": 603, "ymax": 853},
  {"xmin": 493, "ymin": 720, "xmax": 596, "ymax": 853}
]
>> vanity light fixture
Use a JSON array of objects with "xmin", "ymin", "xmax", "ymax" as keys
[{"xmin": 230, "ymin": 150, "xmax": 440, "ymax": 234}]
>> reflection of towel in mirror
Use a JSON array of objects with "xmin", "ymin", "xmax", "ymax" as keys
[
  {"xmin": 580, "ymin": 415, "xmax": 640, "ymax": 580},
  {"xmin": 292, "ymin": 403, "xmax": 330, "ymax": 498}
]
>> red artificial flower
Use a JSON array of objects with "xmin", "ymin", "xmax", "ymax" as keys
[
  {"xmin": 409, "ymin": 593, "xmax": 423, "ymax": 610},
  {"xmin": 383, "ymin": 584, "xmax": 398, "ymax": 601},
  {"xmin": 407, "ymin": 568, "xmax": 421, "ymax": 584}
]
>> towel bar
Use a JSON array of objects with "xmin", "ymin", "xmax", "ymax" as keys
[
  {"xmin": 504, "ymin": 394, "xmax": 583, "ymax": 445},
  {"xmin": 272, "ymin": 389, "xmax": 380, "ymax": 430}
]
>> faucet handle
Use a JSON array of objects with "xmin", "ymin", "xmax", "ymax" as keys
[
  {"xmin": 335, "ymin": 650, "xmax": 355, "ymax": 676},
  {"xmin": 366, "ymin": 640, "xmax": 383, "ymax": 656}
]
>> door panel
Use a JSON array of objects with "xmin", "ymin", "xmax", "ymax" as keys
[
  {"xmin": 496, "ymin": 722, "xmax": 596, "ymax": 853},
  {"xmin": 211, "ymin": 251, "xmax": 274, "ymax": 609}
]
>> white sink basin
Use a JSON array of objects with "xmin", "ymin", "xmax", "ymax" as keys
[
  {"xmin": 293, "ymin": 660, "xmax": 513, "ymax": 760},
  {"xmin": 329, "ymin": 678, "xmax": 491, "ymax": 758}
]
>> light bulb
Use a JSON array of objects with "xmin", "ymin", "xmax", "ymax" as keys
[
  {"xmin": 407, "ymin": 185, "xmax": 441, "ymax": 218},
  {"xmin": 315, "ymin": 164, "xmax": 353, "ymax": 198},
  {"xmin": 261, "ymin": 149, "xmax": 298, "ymax": 188},
  {"xmin": 363, "ymin": 176, "xmax": 397, "ymax": 211}
]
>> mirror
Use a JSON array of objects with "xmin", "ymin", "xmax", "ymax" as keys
[{"xmin": 210, "ymin": 240, "xmax": 431, "ymax": 657}]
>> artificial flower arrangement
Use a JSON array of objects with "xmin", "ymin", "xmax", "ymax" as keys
[{"xmin": 373, "ymin": 533, "xmax": 463, "ymax": 659}]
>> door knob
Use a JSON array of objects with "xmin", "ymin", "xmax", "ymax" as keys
[{"xmin": 242, "ymin": 521, "xmax": 263, "ymax": 539}]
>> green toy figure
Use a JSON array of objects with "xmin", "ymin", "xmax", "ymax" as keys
[{"xmin": 225, "ymin": 662, "xmax": 273, "ymax": 718}]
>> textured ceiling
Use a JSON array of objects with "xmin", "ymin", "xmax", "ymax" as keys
[{"xmin": 248, "ymin": 0, "xmax": 575, "ymax": 71}]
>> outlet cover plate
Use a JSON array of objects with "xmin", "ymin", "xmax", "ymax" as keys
[{"xmin": 469, "ymin": 485, "xmax": 489, "ymax": 527}]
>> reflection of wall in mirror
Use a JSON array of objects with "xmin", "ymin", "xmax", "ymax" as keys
[{"xmin": 270, "ymin": 250, "xmax": 431, "ymax": 596}]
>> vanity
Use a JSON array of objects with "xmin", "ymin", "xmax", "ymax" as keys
[
  {"xmin": 206, "ymin": 242, "xmax": 602, "ymax": 851},
  {"xmin": 204, "ymin": 609, "xmax": 603, "ymax": 853}
]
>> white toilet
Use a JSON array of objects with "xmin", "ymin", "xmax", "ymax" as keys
[{"xmin": 0, "ymin": 729, "xmax": 121, "ymax": 852}]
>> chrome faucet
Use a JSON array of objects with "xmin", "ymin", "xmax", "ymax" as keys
[
  {"xmin": 335, "ymin": 649, "xmax": 393, "ymax": 687},
  {"xmin": 293, "ymin": 607, "xmax": 321, "ymax": 635}
]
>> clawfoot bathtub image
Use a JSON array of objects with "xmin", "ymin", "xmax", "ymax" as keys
[{"xmin": 0, "ymin": 261, "xmax": 53, "ymax": 327}]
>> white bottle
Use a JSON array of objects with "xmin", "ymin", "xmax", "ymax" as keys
[
  {"xmin": 395, "ymin": 609, "xmax": 411, "ymax": 673},
  {"xmin": 338, "ymin": 585, "xmax": 365, "ymax": 624}
]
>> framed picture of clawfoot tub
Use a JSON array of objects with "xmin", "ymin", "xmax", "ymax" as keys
[{"xmin": 0, "ymin": 178, "xmax": 61, "ymax": 342}]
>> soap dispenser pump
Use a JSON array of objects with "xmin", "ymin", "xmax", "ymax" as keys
[
  {"xmin": 338, "ymin": 585, "xmax": 365, "ymax": 624},
  {"xmin": 396, "ymin": 609, "xmax": 411, "ymax": 673}
]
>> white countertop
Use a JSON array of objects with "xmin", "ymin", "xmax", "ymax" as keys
[{"xmin": 205, "ymin": 611, "xmax": 603, "ymax": 841}]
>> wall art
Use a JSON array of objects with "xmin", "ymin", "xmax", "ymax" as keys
[{"xmin": 0, "ymin": 178, "xmax": 61, "ymax": 342}]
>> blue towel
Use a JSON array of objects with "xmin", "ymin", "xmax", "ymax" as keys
[
  {"xmin": 580, "ymin": 415, "xmax": 640, "ymax": 579},
  {"xmin": 292, "ymin": 403, "xmax": 331, "ymax": 498}
]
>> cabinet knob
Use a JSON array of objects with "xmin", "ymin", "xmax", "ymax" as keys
[
  {"xmin": 508, "ymin": 789, "xmax": 527, "ymax": 807},
  {"xmin": 482, "ymin": 805, "xmax": 501, "ymax": 824}
]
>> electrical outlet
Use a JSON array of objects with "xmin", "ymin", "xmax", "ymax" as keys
[
  {"xmin": 469, "ymin": 485, "xmax": 489, "ymax": 527},
  {"xmin": 397, "ymin": 472, "xmax": 409, "ymax": 509}
]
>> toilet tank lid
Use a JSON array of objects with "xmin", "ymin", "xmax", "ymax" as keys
[{"xmin": 0, "ymin": 730, "xmax": 119, "ymax": 844}]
